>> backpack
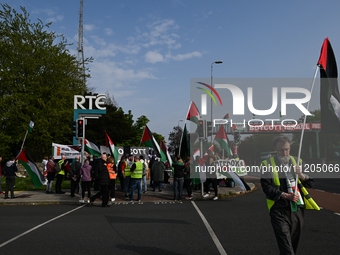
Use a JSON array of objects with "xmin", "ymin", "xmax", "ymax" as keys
[{"xmin": 54, "ymin": 163, "xmax": 61, "ymax": 173}]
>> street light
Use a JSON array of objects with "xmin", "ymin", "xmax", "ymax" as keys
[
  {"xmin": 178, "ymin": 119, "xmax": 183, "ymax": 127},
  {"xmin": 211, "ymin": 60, "xmax": 223, "ymax": 142}
]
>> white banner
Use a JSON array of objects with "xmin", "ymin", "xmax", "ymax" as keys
[
  {"xmin": 52, "ymin": 143, "xmax": 81, "ymax": 160},
  {"xmin": 100, "ymin": 146, "xmax": 150, "ymax": 161}
]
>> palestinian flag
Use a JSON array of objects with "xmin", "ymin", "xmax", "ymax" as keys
[
  {"xmin": 193, "ymin": 149, "xmax": 200, "ymax": 160},
  {"xmin": 140, "ymin": 125, "xmax": 166, "ymax": 162},
  {"xmin": 223, "ymin": 113, "xmax": 229, "ymax": 119},
  {"xmin": 179, "ymin": 123, "xmax": 190, "ymax": 160},
  {"xmin": 16, "ymin": 149, "xmax": 45, "ymax": 188},
  {"xmin": 232, "ymin": 124, "xmax": 237, "ymax": 131},
  {"xmin": 28, "ymin": 115, "xmax": 34, "ymax": 133},
  {"xmin": 84, "ymin": 139, "xmax": 101, "ymax": 157},
  {"xmin": 160, "ymin": 140, "xmax": 173, "ymax": 167},
  {"xmin": 208, "ymin": 145, "xmax": 214, "ymax": 155},
  {"xmin": 318, "ymin": 37, "xmax": 340, "ymax": 133},
  {"xmin": 105, "ymin": 132, "xmax": 119, "ymax": 164},
  {"xmin": 215, "ymin": 124, "xmax": 232, "ymax": 158},
  {"xmin": 186, "ymin": 101, "xmax": 200, "ymax": 125},
  {"xmin": 220, "ymin": 170, "xmax": 247, "ymax": 191}
]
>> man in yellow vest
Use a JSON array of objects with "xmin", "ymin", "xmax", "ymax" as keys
[
  {"xmin": 128, "ymin": 155, "xmax": 144, "ymax": 202},
  {"xmin": 261, "ymin": 136, "xmax": 319, "ymax": 255},
  {"xmin": 55, "ymin": 154, "xmax": 67, "ymax": 194}
]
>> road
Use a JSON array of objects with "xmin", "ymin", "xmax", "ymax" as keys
[{"xmin": 0, "ymin": 187, "xmax": 339, "ymax": 255}]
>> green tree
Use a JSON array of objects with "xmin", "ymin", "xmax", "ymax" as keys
[
  {"xmin": 167, "ymin": 125, "xmax": 183, "ymax": 155},
  {"xmin": 0, "ymin": 4, "xmax": 89, "ymax": 159}
]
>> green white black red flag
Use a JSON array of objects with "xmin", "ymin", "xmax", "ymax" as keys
[
  {"xmin": 318, "ymin": 37, "xmax": 340, "ymax": 133},
  {"xmin": 17, "ymin": 149, "xmax": 45, "ymax": 188},
  {"xmin": 140, "ymin": 125, "xmax": 166, "ymax": 162}
]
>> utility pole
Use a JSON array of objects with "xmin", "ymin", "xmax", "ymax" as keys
[{"xmin": 77, "ymin": 0, "xmax": 85, "ymax": 85}]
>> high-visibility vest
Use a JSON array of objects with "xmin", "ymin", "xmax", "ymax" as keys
[
  {"xmin": 261, "ymin": 156, "xmax": 320, "ymax": 212},
  {"xmin": 131, "ymin": 162, "xmax": 143, "ymax": 179},
  {"xmin": 58, "ymin": 160, "xmax": 65, "ymax": 175},
  {"xmin": 124, "ymin": 161, "xmax": 132, "ymax": 177},
  {"xmin": 107, "ymin": 163, "xmax": 116, "ymax": 179}
]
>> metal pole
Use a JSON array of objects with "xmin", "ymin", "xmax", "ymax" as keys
[
  {"xmin": 210, "ymin": 61, "xmax": 223, "ymax": 143},
  {"xmin": 200, "ymin": 138, "xmax": 204, "ymax": 196},
  {"xmin": 81, "ymin": 117, "xmax": 85, "ymax": 165}
]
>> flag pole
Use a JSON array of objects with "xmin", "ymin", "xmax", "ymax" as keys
[
  {"xmin": 295, "ymin": 65, "xmax": 319, "ymax": 191},
  {"xmin": 21, "ymin": 130, "xmax": 29, "ymax": 151}
]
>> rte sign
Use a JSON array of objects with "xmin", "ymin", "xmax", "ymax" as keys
[{"xmin": 74, "ymin": 94, "xmax": 106, "ymax": 110}]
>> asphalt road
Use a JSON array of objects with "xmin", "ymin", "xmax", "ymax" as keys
[{"xmin": 0, "ymin": 188, "xmax": 339, "ymax": 255}]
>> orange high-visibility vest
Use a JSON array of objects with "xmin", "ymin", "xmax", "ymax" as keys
[{"xmin": 107, "ymin": 163, "xmax": 116, "ymax": 179}]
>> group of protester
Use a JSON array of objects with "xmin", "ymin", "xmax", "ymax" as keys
[{"xmin": 0, "ymin": 134, "xmax": 320, "ymax": 254}]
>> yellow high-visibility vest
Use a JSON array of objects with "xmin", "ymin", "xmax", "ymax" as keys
[
  {"xmin": 131, "ymin": 162, "xmax": 143, "ymax": 179},
  {"xmin": 124, "ymin": 161, "xmax": 132, "ymax": 177},
  {"xmin": 261, "ymin": 156, "xmax": 320, "ymax": 212},
  {"xmin": 58, "ymin": 160, "xmax": 65, "ymax": 175}
]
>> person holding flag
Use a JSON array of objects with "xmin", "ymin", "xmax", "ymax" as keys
[
  {"xmin": 260, "ymin": 136, "xmax": 319, "ymax": 254},
  {"xmin": 2, "ymin": 157, "xmax": 18, "ymax": 199}
]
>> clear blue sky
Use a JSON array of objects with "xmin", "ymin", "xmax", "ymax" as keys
[{"xmin": 7, "ymin": 0, "xmax": 340, "ymax": 141}]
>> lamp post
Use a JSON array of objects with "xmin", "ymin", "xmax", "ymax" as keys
[
  {"xmin": 177, "ymin": 119, "xmax": 184, "ymax": 155},
  {"xmin": 211, "ymin": 60, "xmax": 223, "ymax": 142}
]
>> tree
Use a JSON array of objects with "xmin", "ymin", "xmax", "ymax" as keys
[
  {"xmin": 0, "ymin": 4, "xmax": 89, "ymax": 159},
  {"xmin": 167, "ymin": 125, "xmax": 183, "ymax": 155}
]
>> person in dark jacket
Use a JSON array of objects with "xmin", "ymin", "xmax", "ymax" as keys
[
  {"xmin": 151, "ymin": 158, "xmax": 165, "ymax": 192},
  {"xmin": 2, "ymin": 157, "xmax": 18, "ymax": 199},
  {"xmin": 90, "ymin": 153, "xmax": 110, "ymax": 207},
  {"xmin": 172, "ymin": 155, "xmax": 185, "ymax": 202},
  {"xmin": 69, "ymin": 156, "xmax": 81, "ymax": 197},
  {"xmin": 261, "ymin": 136, "xmax": 316, "ymax": 255}
]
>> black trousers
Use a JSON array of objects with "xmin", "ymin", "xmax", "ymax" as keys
[
  {"xmin": 81, "ymin": 181, "xmax": 91, "ymax": 199},
  {"xmin": 70, "ymin": 178, "xmax": 80, "ymax": 196},
  {"xmin": 5, "ymin": 176, "xmax": 16, "ymax": 198},
  {"xmin": 118, "ymin": 173, "xmax": 124, "ymax": 190},
  {"xmin": 55, "ymin": 174, "xmax": 64, "ymax": 193},
  {"xmin": 270, "ymin": 208, "xmax": 304, "ymax": 255},
  {"xmin": 184, "ymin": 179, "xmax": 192, "ymax": 197},
  {"xmin": 204, "ymin": 178, "xmax": 218, "ymax": 197},
  {"xmin": 109, "ymin": 179, "xmax": 116, "ymax": 198},
  {"xmin": 91, "ymin": 185, "xmax": 109, "ymax": 206}
]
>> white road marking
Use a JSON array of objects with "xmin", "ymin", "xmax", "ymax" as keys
[
  {"xmin": 191, "ymin": 201, "xmax": 227, "ymax": 255},
  {"xmin": 0, "ymin": 205, "xmax": 86, "ymax": 248}
]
